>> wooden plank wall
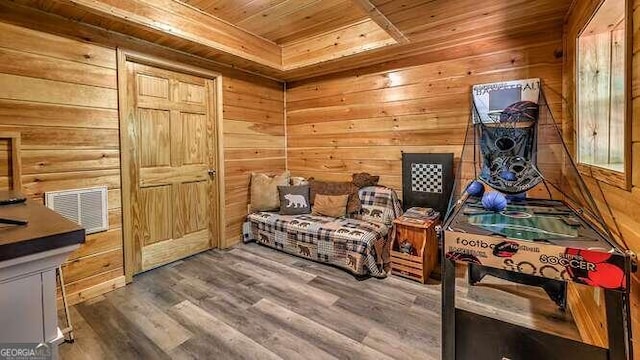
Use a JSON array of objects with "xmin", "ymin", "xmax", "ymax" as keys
[
  {"xmin": 0, "ymin": 21, "xmax": 285, "ymax": 305},
  {"xmin": 0, "ymin": 21, "xmax": 124, "ymax": 304},
  {"xmin": 222, "ymin": 77, "xmax": 286, "ymax": 246},
  {"xmin": 564, "ymin": 0, "xmax": 640, "ymax": 353},
  {"xmin": 286, "ymin": 29, "xmax": 565, "ymax": 201}
]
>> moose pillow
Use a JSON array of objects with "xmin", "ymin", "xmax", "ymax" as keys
[{"xmin": 277, "ymin": 185, "xmax": 311, "ymax": 215}]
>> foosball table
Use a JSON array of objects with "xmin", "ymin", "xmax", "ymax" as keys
[{"xmin": 442, "ymin": 196, "xmax": 633, "ymax": 360}]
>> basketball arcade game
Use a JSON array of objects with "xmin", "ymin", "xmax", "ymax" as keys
[{"xmin": 441, "ymin": 79, "xmax": 634, "ymax": 360}]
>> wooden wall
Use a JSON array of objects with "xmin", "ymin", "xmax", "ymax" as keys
[
  {"xmin": 0, "ymin": 22, "xmax": 124, "ymax": 304},
  {"xmin": 286, "ymin": 27, "xmax": 565, "ymax": 200},
  {"xmin": 564, "ymin": 0, "xmax": 640, "ymax": 353},
  {"xmin": 222, "ymin": 77, "xmax": 285, "ymax": 246},
  {"xmin": 0, "ymin": 20, "xmax": 285, "ymax": 305}
]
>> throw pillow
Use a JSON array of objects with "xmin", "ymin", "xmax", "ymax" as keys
[
  {"xmin": 352, "ymin": 172, "xmax": 380, "ymax": 188},
  {"xmin": 278, "ymin": 185, "xmax": 311, "ymax": 215},
  {"xmin": 312, "ymin": 194, "xmax": 349, "ymax": 218},
  {"xmin": 250, "ymin": 171, "xmax": 290, "ymax": 212},
  {"xmin": 291, "ymin": 176, "xmax": 308, "ymax": 186},
  {"xmin": 308, "ymin": 178, "xmax": 361, "ymax": 214}
]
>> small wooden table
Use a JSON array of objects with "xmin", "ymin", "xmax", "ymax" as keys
[{"xmin": 390, "ymin": 216, "xmax": 439, "ymax": 283}]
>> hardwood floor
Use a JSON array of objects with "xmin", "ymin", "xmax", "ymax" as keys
[{"xmin": 59, "ymin": 242, "xmax": 580, "ymax": 359}]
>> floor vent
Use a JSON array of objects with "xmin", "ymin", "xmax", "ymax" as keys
[{"xmin": 45, "ymin": 186, "xmax": 108, "ymax": 234}]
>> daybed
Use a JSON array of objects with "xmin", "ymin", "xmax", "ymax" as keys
[{"xmin": 243, "ymin": 186, "xmax": 403, "ymax": 277}]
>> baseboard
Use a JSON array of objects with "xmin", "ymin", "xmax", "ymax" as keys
[{"xmin": 57, "ymin": 275, "xmax": 126, "ymax": 308}]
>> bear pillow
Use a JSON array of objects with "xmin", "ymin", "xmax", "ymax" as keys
[{"xmin": 278, "ymin": 185, "xmax": 311, "ymax": 215}]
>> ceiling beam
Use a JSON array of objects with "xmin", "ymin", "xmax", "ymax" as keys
[
  {"xmin": 47, "ymin": 0, "xmax": 283, "ymax": 70},
  {"xmin": 0, "ymin": 0, "xmax": 286, "ymax": 81},
  {"xmin": 282, "ymin": 19, "xmax": 397, "ymax": 70},
  {"xmin": 350, "ymin": 0, "xmax": 410, "ymax": 45},
  {"xmin": 283, "ymin": 16, "xmax": 564, "ymax": 82}
]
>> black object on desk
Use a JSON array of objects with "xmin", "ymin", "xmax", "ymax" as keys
[
  {"xmin": 0, "ymin": 190, "xmax": 26, "ymax": 206},
  {"xmin": 0, "ymin": 194, "xmax": 84, "ymax": 261},
  {"xmin": 0, "ymin": 190, "xmax": 28, "ymax": 226},
  {"xmin": 0, "ymin": 217, "xmax": 28, "ymax": 226}
]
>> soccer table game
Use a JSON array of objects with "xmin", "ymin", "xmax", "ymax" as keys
[{"xmin": 440, "ymin": 79, "xmax": 634, "ymax": 360}]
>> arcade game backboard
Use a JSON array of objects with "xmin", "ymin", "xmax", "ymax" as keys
[{"xmin": 441, "ymin": 78, "xmax": 634, "ymax": 360}]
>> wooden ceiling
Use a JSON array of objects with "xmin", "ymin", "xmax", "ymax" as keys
[
  {"xmin": 3, "ymin": 0, "xmax": 574, "ymax": 81},
  {"xmin": 284, "ymin": 0, "xmax": 574, "ymax": 80},
  {"xmin": 181, "ymin": 0, "xmax": 370, "ymax": 44}
]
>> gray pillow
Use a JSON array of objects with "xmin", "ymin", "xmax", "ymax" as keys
[{"xmin": 278, "ymin": 185, "xmax": 311, "ymax": 215}]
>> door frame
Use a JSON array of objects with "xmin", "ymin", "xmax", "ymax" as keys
[{"xmin": 116, "ymin": 48, "xmax": 226, "ymax": 283}]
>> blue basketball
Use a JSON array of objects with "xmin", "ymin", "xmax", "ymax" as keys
[
  {"xmin": 500, "ymin": 170, "xmax": 517, "ymax": 181},
  {"xmin": 482, "ymin": 191, "xmax": 508, "ymax": 212},
  {"xmin": 466, "ymin": 180, "xmax": 485, "ymax": 197}
]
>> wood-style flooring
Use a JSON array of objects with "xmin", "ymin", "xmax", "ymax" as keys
[{"xmin": 59, "ymin": 242, "xmax": 580, "ymax": 359}]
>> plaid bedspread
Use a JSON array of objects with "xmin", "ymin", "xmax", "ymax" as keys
[{"xmin": 243, "ymin": 186, "xmax": 403, "ymax": 277}]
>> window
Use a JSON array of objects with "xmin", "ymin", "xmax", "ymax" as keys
[{"xmin": 577, "ymin": 0, "xmax": 628, "ymax": 176}]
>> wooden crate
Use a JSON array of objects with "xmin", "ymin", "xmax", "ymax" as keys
[{"xmin": 390, "ymin": 217, "xmax": 439, "ymax": 283}]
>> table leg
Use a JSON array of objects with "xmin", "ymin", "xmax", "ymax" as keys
[
  {"xmin": 442, "ymin": 255, "xmax": 456, "ymax": 360},
  {"xmin": 605, "ymin": 290, "xmax": 631, "ymax": 360}
]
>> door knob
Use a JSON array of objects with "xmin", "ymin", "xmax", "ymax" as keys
[{"xmin": 208, "ymin": 169, "xmax": 216, "ymax": 177}]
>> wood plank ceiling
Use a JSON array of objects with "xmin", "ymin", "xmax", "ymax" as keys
[
  {"xmin": 181, "ymin": 0, "xmax": 370, "ymax": 44},
  {"xmin": 5, "ymin": 0, "xmax": 573, "ymax": 81}
]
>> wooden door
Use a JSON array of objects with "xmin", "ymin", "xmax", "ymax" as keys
[{"xmin": 124, "ymin": 61, "xmax": 218, "ymax": 274}]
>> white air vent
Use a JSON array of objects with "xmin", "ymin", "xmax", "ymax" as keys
[{"xmin": 45, "ymin": 186, "xmax": 108, "ymax": 234}]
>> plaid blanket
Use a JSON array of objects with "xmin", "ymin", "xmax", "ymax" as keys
[
  {"xmin": 243, "ymin": 186, "xmax": 403, "ymax": 277},
  {"xmin": 354, "ymin": 186, "xmax": 404, "ymax": 226}
]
